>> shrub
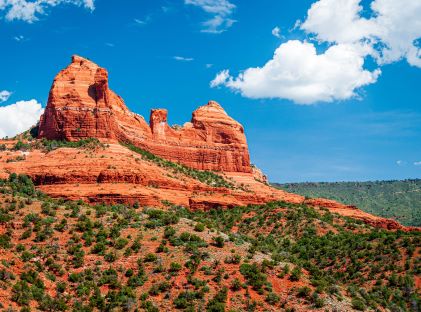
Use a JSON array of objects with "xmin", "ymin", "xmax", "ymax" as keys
[
  {"xmin": 240, "ymin": 263, "xmax": 268, "ymax": 291},
  {"xmin": 169, "ymin": 262, "xmax": 182, "ymax": 273},
  {"xmin": 194, "ymin": 223, "xmax": 205, "ymax": 232},
  {"xmin": 265, "ymin": 292, "xmax": 280, "ymax": 304},
  {"xmin": 230, "ymin": 278, "xmax": 242, "ymax": 291},
  {"xmin": 114, "ymin": 238, "xmax": 128, "ymax": 250},
  {"xmin": 297, "ymin": 286, "xmax": 311, "ymax": 298},
  {"xmin": 164, "ymin": 226, "xmax": 176, "ymax": 238},
  {"xmin": 144, "ymin": 253, "xmax": 158, "ymax": 263},
  {"xmin": 56, "ymin": 281, "xmax": 67, "ymax": 293},
  {"xmin": 104, "ymin": 252, "xmax": 117, "ymax": 263},
  {"xmin": 289, "ymin": 267, "xmax": 302, "ymax": 282},
  {"xmin": 213, "ymin": 236, "xmax": 225, "ymax": 248},
  {"xmin": 352, "ymin": 298, "xmax": 366, "ymax": 311}
]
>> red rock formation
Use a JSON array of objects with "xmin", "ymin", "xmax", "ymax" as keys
[
  {"xmin": 304, "ymin": 198, "xmax": 408, "ymax": 231},
  {"xmin": 0, "ymin": 143, "xmax": 296, "ymax": 209},
  {"xmin": 1, "ymin": 145, "xmax": 417, "ymax": 231},
  {"xmin": 38, "ymin": 55, "xmax": 251, "ymax": 173}
]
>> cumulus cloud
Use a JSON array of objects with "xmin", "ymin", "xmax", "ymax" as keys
[
  {"xmin": 0, "ymin": 0, "xmax": 95, "ymax": 23},
  {"xmin": 414, "ymin": 161, "xmax": 421, "ymax": 166},
  {"xmin": 0, "ymin": 90, "xmax": 12, "ymax": 102},
  {"xmin": 185, "ymin": 0, "xmax": 236, "ymax": 33},
  {"xmin": 301, "ymin": 0, "xmax": 421, "ymax": 67},
  {"xmin": 212, "ymin": 0, "xmax": 421, "ymax": 104},
  {"xmin": 211, "ymin": 40, "xmax": 380, "ymax": 104},
  {"xmin": 0, "ymin": 100, "xmax": 44, "ymax": 138}
]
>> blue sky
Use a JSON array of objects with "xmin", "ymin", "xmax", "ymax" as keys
[{"xmin": 0, "ymin": 0, "xmax": 420, "ymax": 182}]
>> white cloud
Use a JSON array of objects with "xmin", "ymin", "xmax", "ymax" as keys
[
  {"xmin": 396, "ymin": 160, "xmax": 405, "ymax": 166},
  {"xmin": 0, "ymin": 99, "xmax": 44, "ymax": 138},
  {"xmin": 272, "ymin": 26, "xmax": 281, "ymax": 38},
  {"xmin": 185, "ymin": 0, "xmax": 236, "ymax": 33},
  {"xmin": 211, "ymin": 40, "xmax": 380, "ymax": 104},
  {"xmin": 173, "ymin": 56, "xmax": 194, "ymax": 62},
  {"xmin": 212, "ymin": 0, "xmax": 421, "ymax": 104},
  {"xmin": 185, "ymin": 0, "xmax": 234, "ymax": 15},
  {"xmin": 0, "ymin": 90, "xmax": 12, "ymax": 102},
  {"xmin": 134, "ymin": 18, "xmax": 146, "ymax": 25},
  {"xmin": 414, "ymin": 161, "xmax": 421, "ymax": 166},
  {"xmin": 134, "ymin": 15, "xmax": 151, "ymax": 26},
  {"xmin": 210, "ymin": 69, "xmax": 230, "ymax": 88},
  {"xmin": 201, "ymin": 14, "xmax": 235, "ymax": 34},
  {"xmin": 301, "ymin": 0, "xmax": 421, "ymax": 67},
  {"xmin": 0, "ymin": 0, "xmax": 95, "ymax": 23}
]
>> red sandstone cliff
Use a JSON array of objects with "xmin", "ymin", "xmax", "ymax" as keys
[{"xmin": 38, "ymin": 55, "xmax": 251, "ymax": 173}]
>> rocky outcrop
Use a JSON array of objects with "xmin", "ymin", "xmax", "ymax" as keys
[
  {"xmin": 0, "ymin": 143, "xmax": 298, "ymax": 210},
  {"xmin": 38, "ymin": 55, "xmax": 251, "ymax": 173},
  {"xmin": 304, "ymin": 198, "xmax": 408, "ymax": 231}
]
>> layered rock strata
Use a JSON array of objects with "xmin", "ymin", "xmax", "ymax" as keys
[{"xmin": 38, "ymin": 55, "xmax": 251, "ymax": 173}]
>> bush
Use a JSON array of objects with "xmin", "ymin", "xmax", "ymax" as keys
[
  {"xmin": 0, "ymin": 234, "xmax": 11, "ymax": 249},
  {"xmin": 169, "ymin": 262, "xmax": 182, "ymax": 273},
  {"xmin": 297, "ymin": 286, "xmax": 311, "ymax": 298},
  {"xmin": 114, "ymin": 238, "xmax": 128, "ymax": 250},
  {"xmin": 265, "ymin": 292, "xmax": 280, "ymax": 304},
  {"xmin": 144, "ymin": 253, "xmax": 157, "ymax": 263},
  {"xmin": 213, "ymin": 236, "xmax": 225, "ymax": 248},
  {"xmin": 104, "ymin": 252, "xmax": 117, "ymax": 262},
  {"xmin": 230, "ymin": 278, "xmax": 242, "ymax": 291},
  {"xmin": 56, "ymin": 281, "xmax": 67, "ymax": 293},
  {"xmin": 14, "ymin": 141, "xmax": 31, "ymax": 151},
  {"xmin": 194, "ymin": 223, "xmax": 205, "ymax": 232},
  {"xmin": 164, "ymin": 226, "xmax": 176, "ymax": 238},
  {"xmin": 352, "ymin": 298, "xmax": 366, "ymax": 311},
  {"xmin": 240, "ymin": 263, "xmax": 268, "ymax": 291},
  {"xmin": 289, "ymin": 267, "xmax": 302, "ymax": 282}
]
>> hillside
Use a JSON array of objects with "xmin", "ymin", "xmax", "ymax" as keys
[
  {"xmin": 0, "ymin": 175, "xmax": 419, "ymax": 311},
  {"xmin": 274, "ymin": 180, "xmax": 421, "ymax": 227},
  {"xmin": 0, "ymin": 137, "xmax": 409, "ymax": 232}
]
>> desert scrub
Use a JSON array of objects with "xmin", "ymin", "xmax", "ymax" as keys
[{"xmin": 40, "ymin": 138, "xmax": 105, "ymax": 152}]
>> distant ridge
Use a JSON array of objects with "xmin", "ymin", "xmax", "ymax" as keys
[{"xmin": 274, "ymin": 179, "xmax": 421, "ymax": 227}]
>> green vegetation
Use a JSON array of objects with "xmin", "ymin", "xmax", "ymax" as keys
[
  {"xmin": 172, "ymin": 201, "xmax": 421, "ymax": 312},
  {"xmin": 40, "ymin": 138, "xmax": 105, "ymax": 152},
  {"xmin": 122, "ymin": 142, "xmax": 234, "ymax": 188},
  {"xmin": 274, "ymin": 180, "xmax": 421, "ymax": 226},
  {"xmin": 1, "ymin": 137, "xmax": 105, "ymax": 152},
  {"xmin": 0, "ymin": 174, "xmax": 419, "ymax": 311}
]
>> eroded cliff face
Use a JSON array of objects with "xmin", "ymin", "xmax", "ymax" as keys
[{"xmin": 38, "ymin": 55, "xmax": 251, "ymax": 173}]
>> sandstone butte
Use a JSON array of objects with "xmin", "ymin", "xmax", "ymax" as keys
[
  {"xmin": 0, "ymin": 55, "xmax": 416, "ymax": 232},
  {"xmin": 38, "ymin": 55, "xmax": 250, "ymax": 173}
]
